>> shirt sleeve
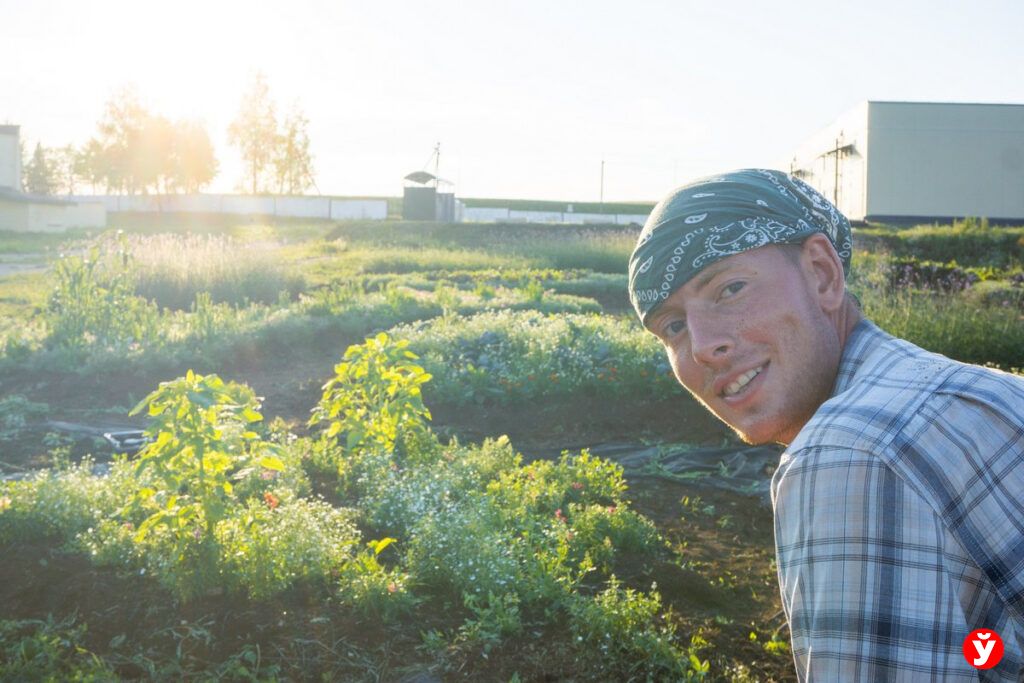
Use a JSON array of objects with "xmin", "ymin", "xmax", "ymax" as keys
[{"xmin": 772, "ymin": 446, "xmax": 980, "ymax": 682}]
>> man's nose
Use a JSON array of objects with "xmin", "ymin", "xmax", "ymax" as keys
[{"xmin": 687, "ymin": 312, "xmax": 734, "ymax": 366}]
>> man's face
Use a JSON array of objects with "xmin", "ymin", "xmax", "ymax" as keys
[{"xmin": 645, "ymin": 243, "xmax": 842, "ymax": 445}]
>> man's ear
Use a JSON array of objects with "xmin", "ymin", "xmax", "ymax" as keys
[{"xmin": 800, "ymin": 234, "xmax": 846, "ymax": 312}]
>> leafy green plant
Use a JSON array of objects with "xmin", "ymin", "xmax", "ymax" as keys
[
  {"xmin": 522, "ymin": 278, "xmax": 545, "ymax": 304},
  {"xmin": 0, "ymin": 395, "xmax": 48, "ymax": 440},
  {"xmin": 0, "ymin": 615, "xmax": 116, "ymax": 681},
  {"xmin": 336, "ymin": 537, "xmax": 417, "ymax": 620},
  {"xmin": 219, "ymin": 497, "xmax": 361, "ymax": 599},
  {"xmin": 392, "ymin": 310, "xmax": 681, "ymax": 406},
  {"xmin": 310, "ymin": 332, "xmax": 433, "ymax": 455},
  {"xmin": 567, "ymin": 577, "xmax": 691, "ymax": 680},
  {"xmin": 125, "ymin": 371, "xmax": 285, "ymax": 597},
  {"xmin": 45, "ymin": 246, "xmax": 160, "ymax": 352},
  {"xmin": 0, "ymin": 457, "xmax": 137, "ymax": 545}
]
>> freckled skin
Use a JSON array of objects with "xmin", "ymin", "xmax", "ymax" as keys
[{"xmin": 646, "ymin": 238, "xmax": 859, "ymax": 446}]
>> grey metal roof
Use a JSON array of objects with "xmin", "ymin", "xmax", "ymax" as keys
[
  {"xmin": 867, "ymin": 100, "xmax": 1024, "ymax": 108},
  {"xmin": 0, "ymin": 124, "xmax": 20, "ymax": 134},
  {"xmin": 0, "ymin": 186, "xmax": 75, "ymax": 206}
]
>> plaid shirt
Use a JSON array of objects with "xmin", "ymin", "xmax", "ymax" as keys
[{"xmin": 772, "ymin": 319, "xmax": 1024, "ymax": 681}]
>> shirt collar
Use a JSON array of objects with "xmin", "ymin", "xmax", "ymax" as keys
[{"xmin": 830, "ymin": 318, "xmax": 893, "ymax": 398}]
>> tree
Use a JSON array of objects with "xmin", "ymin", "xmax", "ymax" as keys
[
  {"xmin": 50, "ymin": 145, "xmax": 81, "ymax": 195},
  {"xmin": 23, "ymin": 143, "xmax": 55, "ymax": 195},
  {"xmin": 74, "ymin": 139, "xmax": 107, "ymax": 193},
  {"xmin": 228, "ymin": 72, "xmax": 277, "ymax": 194},
  {"xmin": 273, "ymin": 106, "xmax": 314, "ymax": 194},
  {"xmin": 172, "ymin": 121, "xmax": 218, "ymax": 193},
  {"xmin": 81, "ymin": 88, "xmax": 219, "ymax": 195},
  {"xmin": 92, "ymin": 86, "xmax": 149, "ymax": 193}
]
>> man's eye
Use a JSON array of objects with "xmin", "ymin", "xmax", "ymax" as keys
[
  {"xmin": 664, "ymin": 320, "xmax": 687, "ymax": 336},
  {"xmin": 721, "ymin": 281, "xmax": 746, "ymax": 298}
]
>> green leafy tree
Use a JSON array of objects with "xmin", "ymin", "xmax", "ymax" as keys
[
  {"xmin": 172, "ymin": 120, "xmax": 218, "ymax": 192},
  {"xmin": 228, "ymin": 72, "xmax": 278, "ymax": 194},
  {"xmin": 83, "ymin": 87, "xmax": 219, "ymax": 194},
  {"xmin": 91, "ymin": 86, "xmax": 149, "ymax": 193},
  {"xmin": 23, "ymin": 143, "xmax": 55, "ymax": 195},
  {"xmin": 49, "ymin": 145, "xmax": 80, "ymax": 195},
  {"xmin": 274, "ymin": 106, "xmax": 315, "ymax": 194}
]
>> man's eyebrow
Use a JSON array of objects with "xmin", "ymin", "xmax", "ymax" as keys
[{"xmin": 692, "ymin": 260, "xmax": 732, "ymax": 293}]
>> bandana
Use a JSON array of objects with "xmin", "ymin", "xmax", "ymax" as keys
[{"xmin": 628, "ymin": 168, "xmax": 852, "ymax": 325}]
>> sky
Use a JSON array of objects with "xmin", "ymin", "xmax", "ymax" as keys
[{"xmin": 3, "ymin": 0, "xmax": 1023, "ymax": 202}]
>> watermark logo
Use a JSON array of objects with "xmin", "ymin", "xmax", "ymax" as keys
[{"xmin": 963, "ymin": 629, "xmax": 1004, "ymax": 670}]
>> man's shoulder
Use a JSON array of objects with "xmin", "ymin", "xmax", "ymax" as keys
[
  {"xmin": 789, "ymin": 322, "xmax": 1024, "ymax": 456},
  {"xmin": 790, "ymin": 326, "xmax": 956, "ymax": 454}
]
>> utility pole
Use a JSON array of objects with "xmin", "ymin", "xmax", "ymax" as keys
[
  {"xmin": 833, "ymin": 135, "xmax": 841, "ymax": 206},
  {"xmin": 434, "ymin": 142, "xmax": 441, "ymax": 189},
  {"xmin": 599, "ymin": 159, "xmax": 605, "ymax": 212}
]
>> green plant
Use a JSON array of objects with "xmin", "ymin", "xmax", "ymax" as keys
[
  {"xmin": 0, "ymin": 615, "xmax": 116, "ymax": 681},
  {"xmin": 126, "ymin": 371, "xmax": 284, "ymax": 597},
  {"xmin": 0, "ymin": 395, "xmax": 48, "ymax": 440},
  {"xmin": 45, "ymin": 246, "xmax": 160, "ymax": 352},
  {"xmin": 567, "ymin": 576, "xmax": 691, "ymax": 680},
  {"xmin": 336, "ymin": 537, "xmax": 417, "ymax": 620},
  {"xmin": 310, "ymin": 332, "xmax": 433, "ymax": 455},
  {"xmin": 0, "ymin": 457, "xmax": 137, "ymax": 545},
  {"xmin": 522, "ymin": 278, "xmax": 545, "ymax": 304},
  {"xmin": 219, "ymin": 497, "xmax": 361, "ymax": 599}
]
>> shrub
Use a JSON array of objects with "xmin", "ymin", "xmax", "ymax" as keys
[
  {"xmin": 335, "ymin": 537, "xmax": 418, "ymax": 620},
  {"xmin": 855, "ymin": 222, "xmax": 1024, "ymax": 268},
  {"xmin": 0, "ymin": 395, "xmax": 48, "ymax": 440},
  {"xmin": 219, "ymin": 497, "xmax": 361, "ymax": 600},
  {"xmin": 567, "ymin": 577, "xmax": 692, "ymax": 681},
  {"xmin": 45, "ymin": 249, "xmax": 161, "ymax": 353},
  {"xmin": 0, "ymin": 457, "xmax": 137, "ymax": 546},
  {"xmin": 309, "ymin": 332, "xmax": 433, "ymax": 456},
  {"xmin": 889, "ymin": 257, "xmax": 979, "ymax": 292},
  {"xmin": 963, "ymin": 279, "xmax": 1024, "ymax": 310},
  {"xmin": 392, "ymin": 310, "xmax": 680, "ymax": 405}
]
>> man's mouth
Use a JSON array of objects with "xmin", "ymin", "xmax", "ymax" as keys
[{"xmin": 721, "ymin": 363, "xmax": 766, "ymax": 399}]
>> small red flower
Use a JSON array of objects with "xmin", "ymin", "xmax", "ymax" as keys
[
  {"xmin": 571, "ymin": 482, "xmax": 584, "ymax": 491},
  {"xmin": 264, "ymin": 492, "xmax": 280, "ymax": 510},
  {"xmin": 607, "ymin": 505, "xmax": 617, "ymax": 514},
  {"xmin": 555, "ymin": 508, "xmax": 567, "ymax": 523},
  {"xmin": 387, "ymin": 581, "xmax": 398, "ymax": 594}
]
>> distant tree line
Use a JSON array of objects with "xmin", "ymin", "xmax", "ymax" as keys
[{"xmin": 22, "ymin": 73, "xmax": 315, "ymax": 197}]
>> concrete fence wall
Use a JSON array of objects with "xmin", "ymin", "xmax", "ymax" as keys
[
  {"xmin": 464, "ymin": 206, "xmax": 649, "ymax": 225},
  {"xmin": 72, "ymin": 194, "xmax": 388, "ymax": 220},
  {"xmin": 68, "ymin": 194, "xmax": 649, "ymax": 225}
]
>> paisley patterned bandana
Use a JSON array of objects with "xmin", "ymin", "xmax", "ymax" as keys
[{"xmin": 628, "ymin": 168, "xmax": 852, "ymax": 325}]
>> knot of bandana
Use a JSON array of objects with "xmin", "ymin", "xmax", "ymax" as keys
[{"xmin": 628, "ymin": 168, "xmax": 852, "ymax": 325}]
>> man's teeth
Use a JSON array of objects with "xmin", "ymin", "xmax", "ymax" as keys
[{"xmin": 724, "ymin": 366, "xmax": 764, "ymax": 397}]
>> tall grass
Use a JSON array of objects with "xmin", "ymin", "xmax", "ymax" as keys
[
  {"xmin": 119, "ymin": 233, "xmax": 306, "ymax": 309},
  {"xmin": 849, "ymin": 249, "xmax": 1024, "ymax": 370},
  {"xmin": 855, "ymin": 220, "xmax": 1024, "ymax": 268},
  {"xmin": 316, "ymin": 224, "xmax": 638, "ymax": 274}
]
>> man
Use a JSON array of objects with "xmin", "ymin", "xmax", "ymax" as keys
[{"xmin": 628, "ymin": 169, "xmax": 1024, "ymax": 681}]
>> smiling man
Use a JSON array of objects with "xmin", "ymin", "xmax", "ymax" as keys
[{"xmin": 629, "ymin": 169, "xmax": 1024, "ymax": 681}]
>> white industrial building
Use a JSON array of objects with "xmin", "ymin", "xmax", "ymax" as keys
[
  {"xmin": 0, "ymin": 125, "xmax": 106, "ymax": 232},
  {"xmin": 784, "ymin": 101, "xmax": 1024, "ymax": 223}
]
